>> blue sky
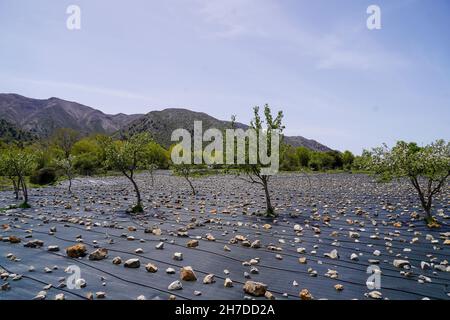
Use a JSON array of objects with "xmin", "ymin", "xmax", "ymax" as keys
[{"xmin": 0, "ymin": 0, "xmax": 449, "ymax": 153}]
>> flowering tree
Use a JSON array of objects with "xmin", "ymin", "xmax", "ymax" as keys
[
  {"xmin": 367, "ymin": 140, "xmax": 449, "ymax": 223},
  {"xmin": 101, "ymin": 133, "xmax": 152, "ymax": 213},
  {"xmin": 55, "ymin": 155, "xmax": 76, "ymax": 193},
  {"xmin": 233, "ymin": 105, "xmax": 284, "ymax": 217},
  {"xmin": 0, "ymin": 148, "xmax": 36, "ymax": 208}
]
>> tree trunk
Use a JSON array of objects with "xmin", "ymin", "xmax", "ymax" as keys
[
  {"xmin": 411, "ymin": 176, "xmax": 432, "ymax": 220},
  {"xmin": 185, "ymin": 176, "xmax": 196, "ymax": 195},
  {"xmin": 150, "ymin": 170, "xmax": 154, "ymax": 187},
  {"xmin": 262, "ymin": 177, "xmax": 274, "ymax": 216},
  {"xmin": 19, "ymin": 176, "xmax": 28, "ymax": 206},
  {"xmin": 12, "ymin": 178, "xmax": 18, "ymax": 200},
  {"xmin": 130, "ymin": 177, "xmax": 142, "ymax": 208},
  {"xmin": 68, "ymin": 174, "xmax": 72, "ymax": 193}
]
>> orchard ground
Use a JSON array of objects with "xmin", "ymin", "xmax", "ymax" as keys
[{"xmin": 0, "ymin": 171, "xmax": 449, "ymax": 300}]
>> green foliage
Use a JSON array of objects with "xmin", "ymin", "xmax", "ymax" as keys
[
  {"xmin": 0, "ymin": 147, "xmax": 37, "ymax": 206},
  {"xmin": 342, "ymin": 150, "xmax": 355, "ymax": 170},
  {"xmin": 234, "ymin": 104, "xmax": 284, "ymax": 217},
  {"xmin": 30, "ymin": 167, "xmax": 57, "ymax": 185},
  {"xmin": 365, "ymin": 140, "xmax": 450, "ymax": 220},
  {"xmin": 100, "ymin": 133, "xmax": 154, "ymax": 212},
  {"xmin": 51, "ymin": 128, "xmax": 80, "ymax": 159},
  {"xmin": 279, "ymin": 147, "xmax": 354, "ymax": 172},
  {"xmin": 280, "ymin": 145, "xmax": 299, "ymax": 171},
  {"xmin": 296, "ymin": 147, "xmax": 311, "ymax": 167},
  {"xmin": 55, "ymin": 155, "xmax": 76, "ymax": 192},
  {"xmin": 146, "ymin": 141, "xmax": 169, "ymax": 169}
]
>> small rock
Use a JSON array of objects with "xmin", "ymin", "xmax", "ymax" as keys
[
  {"xmin": 168, "ymin": 280, "xmax": 182, "ymax": 290},
  {"xmin": 299, "ymin": 289, "xmax": 313, "ymax": 300},
  {"xmin": 145, "ymin": 263, "xmax": 158, "ymax": 273},
  {"xmin": 180, "ymin": 266, "xmax": 197, "ymax": 281},
  {"xmin": 66, "ymin": 244, "xmax": 87, "ymax": 258},
  {"xmin": 54, "ymin": 293, "xmax": 65, "ymax": 300},
  {"xmin": 243, "ymin": 281, "xmax": 267, "ymax": 297},
  {"xmin": 187, "ymin": 240, "xmax": 199, "ymax": 248},
  {"xmin": 124, "ymin": 258, "xmax": 140, "ymax": 268},
  {"xmin": 367, "ymin": 291, "xmax": 382, "ymax": 299},
  {"xmin": 393, "ymin": 260, "xmax": 410, "ymax": 269},
  {"xmin": 88, "ymin": 248, "xmax": 108, "ymax": 261},
  {"xmin": 173, "ymin": 252, "xmax": 183, "ymax": 261},
  {"xmin": 224, "ymin": 278, "xmax": 233, "ymax": 287},
  {"xmin": 203, "ymin": 274, "xmax": 215, "ymax": 284}
]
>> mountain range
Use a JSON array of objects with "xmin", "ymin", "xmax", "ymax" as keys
[{"xmin": 0, "ymin": 93, "xmax": 331, "ymax": 151}]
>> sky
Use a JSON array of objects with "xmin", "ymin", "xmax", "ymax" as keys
[{"xmin": 0, "ymin": 0, "xmax": 449, "ymax": 153}]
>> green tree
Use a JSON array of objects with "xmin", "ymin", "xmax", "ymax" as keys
[
  {"xmin": 296, "ymin": 147, "xmax": 311, "ymax": 167},
  {"xmin": 101, "ymin": 133, "xmax": 152, "ymax": 213},
  {"xmin": 72, "ymin": 137, "xmax": 103, "ymax": 175},
  {"xmin": 342, "ymin": 150, "xmax": 355, "ymax": 170},
  {"xmin": 280, "ymin": 144, "xmax": 299, "ymax": 171},
  {"xmin": 55, "ymin": 155, "xmax": 76, "ymax": 193},
  {"xmin": 51, "ymin": 128, "xmax": 80, "ymax": 159},
  {"xmin": 367, "ymin": 140, "xmax": 449, "ymax": 223},
  {"xmin": 173, "ymin": 162, "xmax": 197, "ymax": 195},
  {"xmin": 234, "ymin": 104, "xmax": 284, "ymax": 217},
  {"xmin": 0, "ymin": 148, "xmax": 36, "ymax": 207}
]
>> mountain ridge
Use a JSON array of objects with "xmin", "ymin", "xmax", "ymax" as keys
[{"xmin": 0, "ymin": 93, "xmax": 332, "ymax": 152}]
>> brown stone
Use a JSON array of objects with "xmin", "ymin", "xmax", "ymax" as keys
[
  {"xmin": 299, "ymin": 289, "xmax": 313, "ymax": 300},
  {"xmin": 66, "ymin": 244, "xmax": 87, "ymax": 258},
  {"xmin": 187, "ymin": 240, "xmax": 199, "ymax": 248},
  {"xmin": 145, "ymin": 263, "xmax": 158, "ymax": 273},
  {"xmin": 243, "ymin": 281, "xmax": 267, "ymax": 297},
  {"xmin": 180, "ymin": 266, "xmax": 197, "ymax": 281},
  {"xmin": 88, "ymin": 248, "xmax": 108, "ymax": 261},
  {"xmin": 8, "ymin": 236, "xmax": 21, "ymax": 244}
]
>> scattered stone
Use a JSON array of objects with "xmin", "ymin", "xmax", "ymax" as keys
[
  {"xmin": 393, "ymin": 260, "xmax": 410, "ymax": 269},
  {"xmin": 88, "ymin": 248, "xmax": 108, "ymax": 261},
  {"xmin": 168, "ymin": 280, "xmax": 183, "ymax": 290},
  {"xmin": 299, "ymin": 289, "xmax": 313, "ymax": 300},
  {"xmin": 203, "ymin": 274, "xmax": 215, "ymax": 284},
  {"xmin": 173, "ymin": 252, "xmax": 183, "ymax": 261},
  {"xmin": 47, "ymin": 245, "xmax": 60, "ymax": 252},
  {"xmin": 224, "ymin": 278, "xmax": 233, "ymax": 287},
  {"xmin": 54, "ymin": 293, "xmax": 65, "ymax": 300},
  {"xmin": 180, "ymin": 266, "xmax": 197, "ymax": 281},
  {"xmin": 334, "ymin": 284, "xmax": 344, "ymax": 291},
  {"xmin": 145, "ymin": 263, "xmax": 158, "ymax": 273},
  {"xmin": 124, "ymin": 258, "xmax": 140, "ymax": 268},
  {"xmin": 324, "ymin": 249, "xmax": 339, "ymax": 259},
  {"xmin": 243, "ymin": 281, "xmax": 267, "ymax": 297},
  {"xmin": 187, "ymin": 240, "xmax": 199, "ymax": 248},
  {"xmin": 66, "ymin": 244, "xmax": 87, "ymax": 258},
  {"xmin": 367, "ymin": 291, "xmax": 383, "ymax": 299},
  {"xmin": 166, "ymin": 268, "xmax": 176, "ymax": 274}
]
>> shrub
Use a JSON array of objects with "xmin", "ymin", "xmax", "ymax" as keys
[
  {"xmin": 30, "ymin": 167, "xmax": 57, "ymax": 185},
  {"xmin": 74, "ymin": 154, "xmax": 100, "ymax": 176}
]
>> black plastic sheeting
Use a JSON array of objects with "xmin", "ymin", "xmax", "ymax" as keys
[{"xmin": 1, "ymin": 172, "xmax": 449, "ymax": 300}]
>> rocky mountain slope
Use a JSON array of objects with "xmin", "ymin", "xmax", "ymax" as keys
[
  {"xmin": 120, "ymin": 108, "xmax": 331, "ymax": 151},
  {"xmin": 0, "ymin": 94, "xmax": 142, "ymax": 137},
  {"xmin": 0, "ymin": 93, "xmax": 331, "ymax": 151}
]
